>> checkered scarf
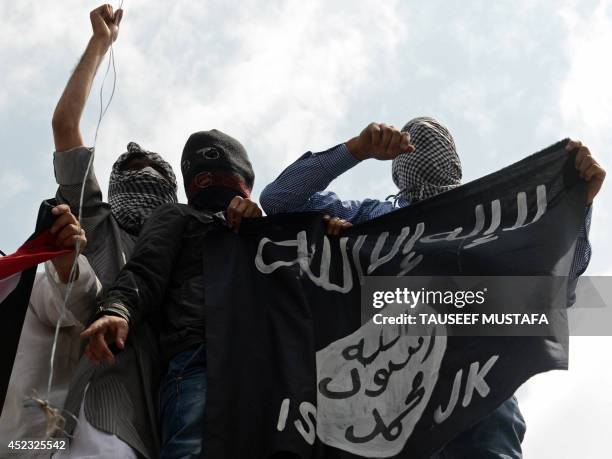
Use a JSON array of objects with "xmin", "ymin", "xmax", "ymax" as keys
[
  {"xmin": 391, "ymin": 117, "xmax": 462, "ymax": 202},
  {"xmin": 108, "ymin": 142, "xmax": 178, "ymax": 233}
]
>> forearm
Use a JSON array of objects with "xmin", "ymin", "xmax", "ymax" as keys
[
  {"xmin": 51, "ymin": 255, "xmax": 80, "ymax": 284},
  {"xmin": 345, "ymin": 136, "xmax": 369, "ymax": 161},
  {"xmin": 260, "ymin": 144, "xmax": 360, "ymax": 214},
  {"xmin": 52, "ymin": 37, "xmax": 110, "ymax": 152},
  {"xmin": 98, "ymin": 205, "xmax": 187, "ymax": 325}
]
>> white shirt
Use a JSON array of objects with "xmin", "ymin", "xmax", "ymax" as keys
[{"xmin": 0, "ymin": 256, "xmax": 101, "ymax": 450}]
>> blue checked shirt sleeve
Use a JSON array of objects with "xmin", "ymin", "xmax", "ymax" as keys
[
  {"xmin": 260, "ymin": 144, "xmax": 396, "ymax": 224},
  {"xmin": 569, "ymin": 205, "xmax": 592, "ymax": 280},
  {"xmin": 567, "ymin": 205, "xmax": 592, "ymax": 306}
]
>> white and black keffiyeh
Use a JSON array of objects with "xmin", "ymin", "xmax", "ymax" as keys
[
  {"xmin": 391, "ymin": 117, "xmax": 462, "ymax": 202},
  {"xmin": 108, "ymin": 142, "xmax": 178, "ymax": 233}
]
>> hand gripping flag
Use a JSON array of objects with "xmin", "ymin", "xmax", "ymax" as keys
[{"xmin": 0, "ymin": 200, "xmax": 71, "ymax": 411}]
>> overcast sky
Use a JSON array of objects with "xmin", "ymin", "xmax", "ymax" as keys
[{"xmin": 1, "ymin": 0, "xmax": 611, "ymax": 456}]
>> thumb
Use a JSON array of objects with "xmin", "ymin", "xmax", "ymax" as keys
[{"xmin": 80, "ymin": 322, "xmax": 101, "ymax": 339}]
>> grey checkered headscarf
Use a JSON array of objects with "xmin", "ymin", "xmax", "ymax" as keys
[
  {"xmin": 108, "ymin": 142, "xmax": 178, "ymax": 233},
  {"xmin": 391, "ymin": 117, "xmax": 462, "ymax": 202}
]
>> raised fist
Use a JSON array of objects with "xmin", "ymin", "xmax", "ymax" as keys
[
  {"xmin": 346, "ymin": 122, "xmax": 415, "ymax": 161},
  {"xmin": 90, "ymin": 4, "xmax": 123, "ymax": 45}
]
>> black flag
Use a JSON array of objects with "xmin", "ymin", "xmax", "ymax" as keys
[{"xmin": 202, "ymin": 139, "xmax": 586, "ymax": 458}]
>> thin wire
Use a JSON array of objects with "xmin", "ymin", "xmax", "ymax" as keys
[{"xmin": 46, "ymin": 3, "xmax": 122, "ymax": 400}]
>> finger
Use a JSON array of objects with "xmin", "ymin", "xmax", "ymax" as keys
[
  {"xmin": 88, "ymin": 333, "xmax": 106, "ymax": 363},
  {"xmin": 241, "ymin": 206, "xmax": 256, "ymax": 219},
  {"xmin": 80, "ymin": 322, "xmax": 101, "ymax": 339},
  {"xmin": 334, "ymin": 220, "xmax": 345, "ymax": 236},
  {"xmin": 99, "ymin": 5, "xmax": 110, "ymax": 23},
  {"xmin": 91, "ymin": 4, "xmax": 107, "ymax": 16},
  {"xmin": 370, "ymin": 123, "xmax": 382, "ymax": 147},
  {"xmin": 565, "ymin": 139, "xmax": 583, "ymax": 152},
  {"xmin": 333, "ymin": 220, "xmax": 351, "ymax": 236},
  {"xmin": 59, "ymin": 232, "xmax": 86, "ymax": 251},
  {"xmin": 234, "ymin": 198, "xmax": 252, "ymax": 214},
  {"xmin": 387, "ymin": 130, "xmax": 402, "ymax": 156},
  {"xmin": 80, "ymin": 317, "xmax": 111, "ymax": 339},
  {"xmin": 338, "ymin": 219, "xmax": 351, "ymax": 235},
  {"xmin": 575, "ymin": 147, "xmax": 593, "ymax": 173},
  {"xmin": 115, "ymin": 321, "xmax": 128, "ymax": 349},
  {"xmin": 329, "ymin": 219, "xmax": 339, "ymax": 236},
  {"xmin": 399, "ymin": 133, "xmax": 411, "ymax": 151},
  {"xmin": 332, "ymin": 218, "xmax": 343, "ymax": 235},
  {"xmin": 323, "ymin": 215, "xmax": 331, "ymax": 222},
  {"xmin": 56, "ymin": 224, "xmax": 82, "ymax": 247},
  {"xmin": 328, "ymin": 223, "xmax": 337, "ymax": 236},
  {"xmin": 76, "ymin": 233, "xmax": 87, "ymax": 252},
  {"xmin": 50, "ymin": 213, "xmax": 75, "ymax": 234},
  {"xmin": 104, "ymin": 5, "xmax": 114, "ymax": 23},
  {"xmin": 84, "ymin": 344, "xmax": 98, "ymax": 364},
  {"xmin": 63, "ymin": 209, "xmax": 80, "ymax": 226},
  {"xmin": 114, "ymin": 8, "xmax": 124, "ymax": 26},
  {"xmin": 577, "ymin": 156, "xmax": 595, "ymax": 177},
  {"xmin": 51, "ymin": 204, "xmax": 71, "ymax": 216},
  {"xmin": 380, "ymin": 124, "xmax": 393, "ymax": 149},
  {"xmin": 242, "ymin": 203, "xmax": 260, "ymax": 218},
  {"xmin": 328, "ymin": 217, "xmax": 341, "ymax": 235},
  {"xmin": 583, "ymin": 163, "xmax": 605, "ymax": 182},
  {"xmin": 326, "ymin": 217, "xmax": 337, "ymax": 235},
  {"xmin": 226, "ymin": 196, "xmax": 242, "ymax": 229},
  {"xmin": 88, "ymin": 341, "xmax": 105, "ymax": 364},
  {"xmin": 95, "ymin": 332, "xmax": 114, "ymax": 364},
  {"xmin": 56, "ymin": 236, "xmax": 81, "ymax": 254},
  {"xmin": 232, "ymin": 199, "xmax": 252, "ymax": 233}
]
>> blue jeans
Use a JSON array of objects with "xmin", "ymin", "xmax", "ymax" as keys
[
  {"xmin": 432, "ymin": 396, "xmax": 526, "ymax": 458},
  {"xmin": 159, "ymin": 344, "xmax": 207, "ymax": 459}
]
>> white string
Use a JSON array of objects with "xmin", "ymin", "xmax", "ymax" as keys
[{"xmin": 45, "ymin": 1, "xmax": 123, "ymax": 403}]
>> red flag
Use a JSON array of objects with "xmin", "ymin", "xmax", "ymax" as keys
[{"xmin": 0, "ymin": 229, "xmax": 71, "ymax": 280}]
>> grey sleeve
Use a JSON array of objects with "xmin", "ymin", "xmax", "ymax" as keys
[
  {"xmin": 54, "ymin": 147, "xmax": 103, "ymax": 209},
  {"xmin": 53, "ymin": 147, "xmax": 111, "ymax": 243}
]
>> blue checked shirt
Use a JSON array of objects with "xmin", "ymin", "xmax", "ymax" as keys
[{"xmin": 260, "ymin": 143, "xmax": 592, "ymax": 280}]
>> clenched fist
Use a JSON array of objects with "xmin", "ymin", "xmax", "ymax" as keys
[
  {"xmin": 90, "ymin": 4, "xmax": 123, "ymax": 47},
  {"xmin": 346, "ymin": 122, "xmax": 415, "ymax": 161},
  {"xmin": 226, "ymin": 196, "xmax": 263, "ymax": 233},
  {"xmin": 49, "ymin": 204, "xmax": 87, "ymax": 283}
]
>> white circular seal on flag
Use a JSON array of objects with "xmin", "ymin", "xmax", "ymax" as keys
[{"xmin": 315, "ymin": 303, "xmax": 446, "ymax": 457}]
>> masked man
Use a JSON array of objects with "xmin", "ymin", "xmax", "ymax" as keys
[
  {"xmin": 48, "ymin": 5, "xmax": 177, "ymax": 458},
  {"xmin": 80, "ymin": 129, "xmax": 261, "ymax": 459},
  {"xmin": 259, "ymin": 117, "xmax": 604, "ymax": 458},
  {"xmin": 52, "ymin": 7, "xmax": 260, "ymax": 457}
]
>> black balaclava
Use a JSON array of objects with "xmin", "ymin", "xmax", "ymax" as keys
[
  {"xmin": 108, "ymin": 142, "xmax": 178, "ymax": 234},
  {"xmin": 391, "ymin": 117, "xmax": 462, "ymax": 202},
  {"xmin": 181, "ymin": 129, "xmax": 255, "ymax": 211}
]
